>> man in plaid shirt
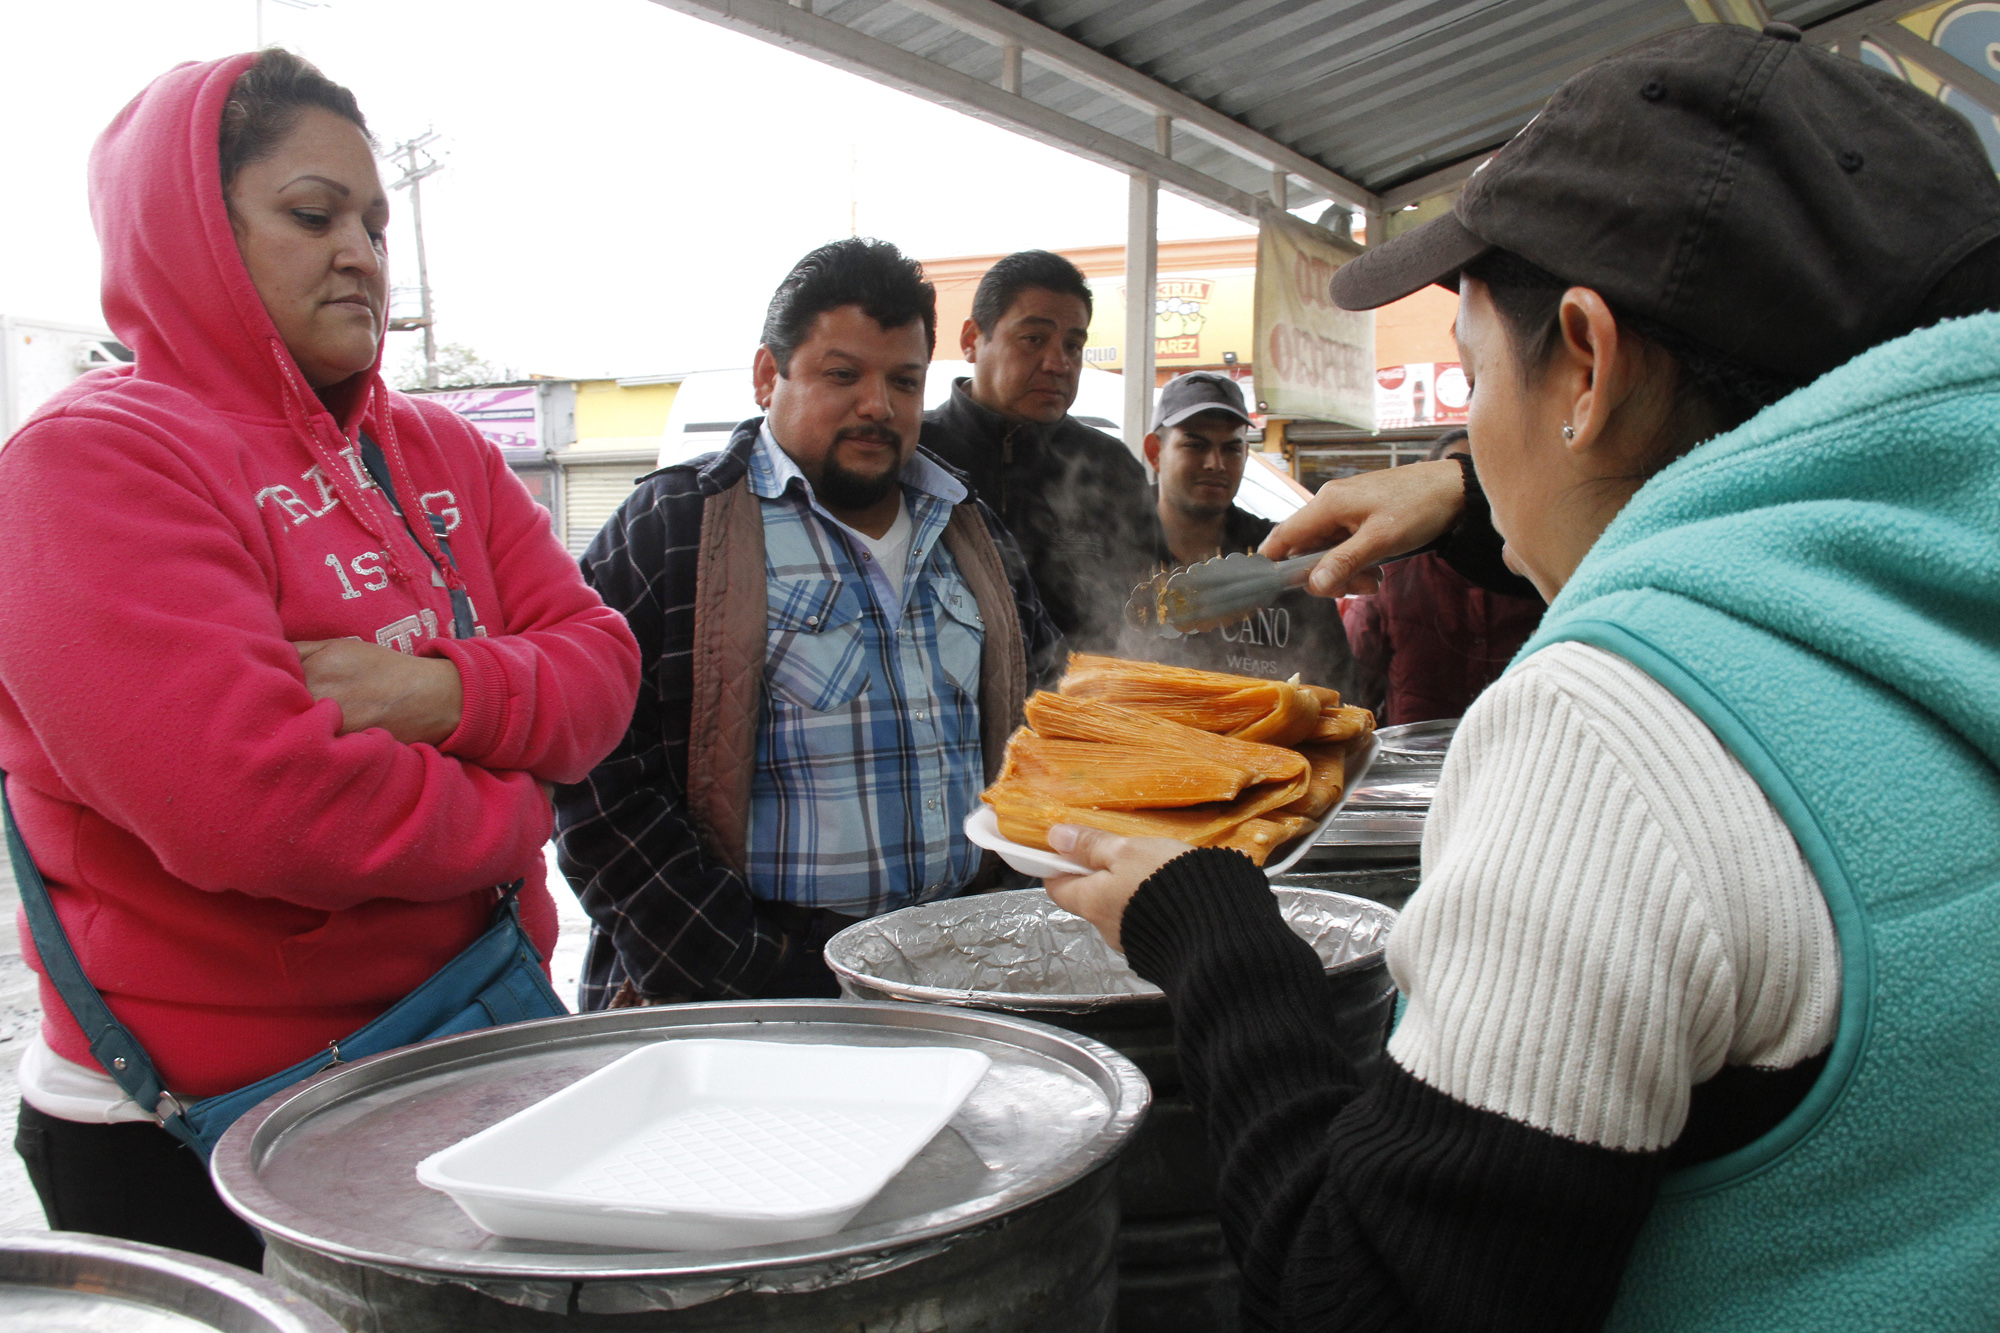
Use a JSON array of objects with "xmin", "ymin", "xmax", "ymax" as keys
[{"xmin": 556, "ymin": 240, "xmax": 1059, "ymax": 1007}]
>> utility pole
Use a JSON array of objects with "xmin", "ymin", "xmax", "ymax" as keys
[{"xmin": 387, "ymin": 132, "xmax": 444, "ymax": 388}]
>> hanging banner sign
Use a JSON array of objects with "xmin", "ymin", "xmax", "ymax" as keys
[{"xmin": 1252, "ymin": 213, "xmax": 1374, "ymax": 428}]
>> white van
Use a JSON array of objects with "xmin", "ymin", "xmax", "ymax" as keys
[{"xmin": 656, "ymin": 361, "xmax": 1133, "ymax": 471}]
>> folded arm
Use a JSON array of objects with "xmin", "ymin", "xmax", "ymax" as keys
[
  {"xmin": 419, "ymin": 434, "xmax": 641, "ymax": 781},
  {"xmin": 0, "ymin": 418, "xmax": 550, "ymax": 909}
]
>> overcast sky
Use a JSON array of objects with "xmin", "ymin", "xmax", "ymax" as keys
[{"xmin": 3, "ymin": 0, "xmax": 1257, "ymax": 380}]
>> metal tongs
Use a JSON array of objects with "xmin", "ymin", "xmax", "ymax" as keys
[{"xmin": 1127, "ymin": 548, "xmax": 1416, "ymax": 638}]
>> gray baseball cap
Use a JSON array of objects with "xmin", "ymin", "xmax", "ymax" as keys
[{"xmin": 1153, "ymin": 371, "xmax": 1253, "ymax": 432}]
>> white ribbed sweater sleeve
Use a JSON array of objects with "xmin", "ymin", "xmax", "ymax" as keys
[{"xmin": 1385, "ymin": 641, "xmax": 1840, "ymax": 1153}]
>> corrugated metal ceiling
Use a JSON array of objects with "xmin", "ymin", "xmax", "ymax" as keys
[{"xmin": 806, "ymin": 0, "xmax": 1862, "ymax": 206}]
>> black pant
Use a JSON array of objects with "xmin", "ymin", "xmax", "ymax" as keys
[
  {"xmin": 14, "ymin": 1100, "xmax": 264, "ymax": 1270},
  {"xmin": 754, "ymin": 902, "xmax": 865, "ymax": 998}
]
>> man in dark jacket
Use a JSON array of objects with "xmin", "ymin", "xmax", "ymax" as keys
[
  {"xmin": 921, "ymin": 250, "xmax": 1156, "ymax": 654},
  {"xmin": 556, "ymin": 239, "xmax": 1058, "ymax": 1009}
]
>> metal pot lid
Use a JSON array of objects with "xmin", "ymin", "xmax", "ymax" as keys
[
  {"xmin": 1373, "ymin": 717, "xmax": 1460, "ymax": 759},
  {"xmin": 1296, "ymin": 811, "xmax": 1428, "ymax": 872},
  {"xmin": 1343, "ymin": 766, "xmax": 1441, "ymax": 810},
  {"xmin": 0, "ymin": 1231, "xmax": 341, "ymax": 1332},
  {"xmin": 210, "ymin": 1001, "xmax": 1147, "ymax": 1293},
  {"xmin": 1316, "ymin": 809, "xmax": 1426, "ymax": 846},
  {"xmin": 824, "ymin": 888, "xmax": 1397, "ymax": 1014}
]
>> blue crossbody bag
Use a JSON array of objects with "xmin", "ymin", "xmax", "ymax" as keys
[{"xmin": 0, "ymin": 431, "xmax": 566, "ymax": 1160}]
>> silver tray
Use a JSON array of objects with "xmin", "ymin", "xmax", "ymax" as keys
[
  {"xmin": 1344, "ymin": 766, "xmax": 1441, "ymax": 810},
  {"xmin": 210, "ymin": 1001, "xmax": 1148, "ymax": 1295},
  {"xmin": 0, "ymin": 1232, "xmax": 340, "ymax": 1332},
  {"xmin": 1373, "ymin": 717, "xmax": 1460, "ymax": 760}
]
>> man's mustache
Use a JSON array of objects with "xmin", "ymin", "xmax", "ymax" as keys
[{"xmin": 835, "ymin": 425, "xmax": 902, "ymax": 449}]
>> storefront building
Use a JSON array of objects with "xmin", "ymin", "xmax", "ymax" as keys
[{"xmin": 406, "ymin": 376, "xmax": 677, "ymax": 556}]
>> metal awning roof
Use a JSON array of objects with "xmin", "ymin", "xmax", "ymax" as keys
[{"xmin": 650, "ymin": 0, "xmax": 1984, "ymax": 226}]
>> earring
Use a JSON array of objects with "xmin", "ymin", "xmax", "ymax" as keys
[{"xmin": 1561, "ymin": 423, "xmax": 1576, "ymax": 442}]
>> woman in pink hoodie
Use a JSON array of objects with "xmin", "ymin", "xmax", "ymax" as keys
[{"xmin": 0, "ymin": 51, "xmax": 639, "ymax": 1265}]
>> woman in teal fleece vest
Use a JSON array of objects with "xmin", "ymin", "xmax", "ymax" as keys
[{"xmin": 1043, "ymin": 22, "xmax": 2000, "ymax": 1333}]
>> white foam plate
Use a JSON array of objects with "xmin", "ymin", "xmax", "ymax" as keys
[
  {"xmin": 416, "ymin": 1039, "xmax": 991, "ymax": 1251},
  {"xmin": 966, "ymin": 735, "xmax": 1379, "ymax": 881}
]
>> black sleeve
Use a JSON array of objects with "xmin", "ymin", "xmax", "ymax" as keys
[
  {"xmin": 1432, "ymin": 454, "xmax": 1544, "ymax": 603},
  {"xmin": 1119, "ymin": 850, "xmax": 1667, "ymax": 1332},
  {"xmin": 553, "ymin": 479, "xmax": 793, "ymax": 1005},
  {"xmin": 979, "ymin": 499, "xmax": 1067, "ymax": 691}
]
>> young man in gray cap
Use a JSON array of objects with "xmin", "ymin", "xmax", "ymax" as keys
[{"xmin": 1138, "ymin": 371, "xmax": 1359, "ymax": 698}]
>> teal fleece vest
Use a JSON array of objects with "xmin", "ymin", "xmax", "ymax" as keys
[{"xmin": 1521, "ymin": 313, "xmax": 2000, "ymax": 1331}]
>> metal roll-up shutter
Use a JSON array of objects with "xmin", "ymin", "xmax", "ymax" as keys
[{"xmin": 560, "ymin": 456, "xmax": 657, "ymax": 556}]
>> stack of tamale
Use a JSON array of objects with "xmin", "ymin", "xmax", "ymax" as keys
[{"xmin": 982, "ymin": 654, "xmax": 1377, "ymax": 866}]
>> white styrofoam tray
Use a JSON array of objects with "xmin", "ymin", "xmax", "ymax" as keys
[
  {"xmin": 415, "ymin": 1039, "xmax": 992, "ymax": 1251},
  {"xmin": 966, "ymin": 735, "xmax": 1379, "ymax": 880}
]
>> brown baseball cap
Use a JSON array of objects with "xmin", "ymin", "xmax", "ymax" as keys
[{"xmin": 1330, "ymin": 22, "xmax": 2000, "ymax": 379}]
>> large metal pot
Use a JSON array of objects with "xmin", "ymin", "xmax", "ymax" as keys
[
  {"xmin": 0, "ymin": 1230, "xmax": 341, "ymax": 1331},
  {"xmin": 825, "ymin": 887, "xmax": 1398, "ymax": 1333},
  {"xmin": 211, "ymin": 1000, "xmax": 1148, "ymax": 1332}
]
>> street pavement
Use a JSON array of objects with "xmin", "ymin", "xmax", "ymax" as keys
[{"xmin": 0, "ymin": 845, "xmax": 593, "ymax": 1234}]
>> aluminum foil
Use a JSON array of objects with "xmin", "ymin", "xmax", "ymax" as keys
[{"xmin": 826, "ymin": 888, "xmax": 1396, "ymax": 1014}]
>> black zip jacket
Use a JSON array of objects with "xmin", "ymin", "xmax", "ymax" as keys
[{"xmin": 921, "ymin": 379, "xmax": 1157, "ymax": 655}]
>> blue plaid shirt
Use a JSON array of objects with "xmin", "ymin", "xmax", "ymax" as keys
[{"xmin": 745, "ymin": 427, "xmax": 986, "ymax": 914}]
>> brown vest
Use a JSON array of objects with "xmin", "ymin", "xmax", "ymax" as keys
[{"xmin": 683, "ymin": 479, "xmax": 1026, "ymax": 876}]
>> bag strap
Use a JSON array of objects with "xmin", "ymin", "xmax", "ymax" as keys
[
  {"xmin": 0, "ymin": 773, "xmax": 193, "ymax": 1143},
  {"xmin": 358, "ymin": 432, "xmax": 475, "ymax": 640}
]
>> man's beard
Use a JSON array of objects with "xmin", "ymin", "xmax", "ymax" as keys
[
  {"xmin": 816, "ymin": 426, "xmax": 904, "ymax": 510},
  {"xmin": 1170, "ymin": 490, "xmax": 1232, "ymax": 523}
]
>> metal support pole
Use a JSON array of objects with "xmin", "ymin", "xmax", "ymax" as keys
[
  {"xmin": 1001, "ymin": 43, "xmax": 1022, "ymax": 94},
  {"xmin": 1869, "ymin": 22, "xmax": 2000, "ymax": 116},
  {"xmin": 1124, "ymin": 171, "xmax": 1158, "ymax": 455}
]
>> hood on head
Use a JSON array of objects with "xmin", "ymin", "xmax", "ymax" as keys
[{"xmin": 90, "ymin": 54, "xmax": 383, "ymax": 425}]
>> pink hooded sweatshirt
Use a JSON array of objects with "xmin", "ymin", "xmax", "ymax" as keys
[{"xmin": 0, "ymin": 55, "xmax": 640, "ymax": 1099}]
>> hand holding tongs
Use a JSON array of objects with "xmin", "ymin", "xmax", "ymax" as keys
[{"xmin": 1127, "ymin": 548, "xmax": 1417, "ymax": 638}]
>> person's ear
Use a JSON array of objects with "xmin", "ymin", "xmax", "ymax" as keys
[
  {"xmin": 1143, "ymin": 432, "xmax": 1162, "ymax": 471},
  {"xmin": 959, "ymin": 317, "xmax": 980, "ymax": 361},
  {"xmin": 751, "ymin": 346, "xmax": 779, "ymax": 411},
  {"xmin": 1553, "ymin": 287, "xmax": 1636, "ymax": 459}
]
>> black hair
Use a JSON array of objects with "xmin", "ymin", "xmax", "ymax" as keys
[
  {"xmin": 970, "ymin": 249, "xmax": 1093, "ymax": 337},
  {"xmin": 761, "ymin": 238, "xmax": 936, "ymax": 375},
  {"xmin": 1460, "ymin": 241, "xmax": 2000, "ymax": 477},
  {"xmin": 1425, "ymin": 428, "xmax": 1470, "ymax": 462},
  {"xmin": 218, "ymin": 49, "xmax": 370, "ymax": 193}
]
